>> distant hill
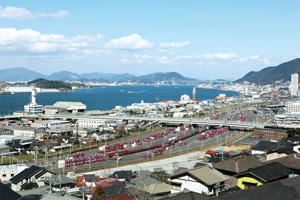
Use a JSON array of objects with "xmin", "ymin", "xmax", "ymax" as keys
[
  {"xmin": 120, "ymin": 72, "xmax": 193, "ymax": 83},
  {"xmin": 0, "ymin": 68, "xmax": 46, "ymax": 81},
  {"xmin": 28, "ymin": 78, "xmax": 73, "ymax": 89},
  {"xmin": 0, "ymin": 67, "xmax": 194, "ymax": 83},
  {"xmin": 235, "ymin": 58, "xmax": 300, "ymax": 85},
  {"xmin": 48, "ymin": 71, "xmax": 80, "ymax": 81}
]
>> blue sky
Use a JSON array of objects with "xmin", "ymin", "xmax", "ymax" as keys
[{"xmin": 0, "ymin": 0, "xmax": 299, "ymax": 80}]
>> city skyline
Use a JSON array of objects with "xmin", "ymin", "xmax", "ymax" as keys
[{"xmin": 0, "ymin": 0, "xmax": 300, "ymax": 79}]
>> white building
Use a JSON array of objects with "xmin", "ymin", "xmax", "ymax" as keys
[
  {"xmin": 286, "ymin": 101, "xmax": 300, "ymax": 113},
  {"xmin": 0, "ymin": 164, "xmax": 27, "ymax": 182},
  {"xmin": 77, "ymin": 118, "xmax": 114, "ymax": 128},
  {"xmin": 180, "ymin": 94, "xmax": 191, "ymax": 103},
  {"xmin": 8, "ymin": 126, "xmax": 45, "ymax": 138},
  {"xmin": 290, "ymin": 73, "xmax": 299, "ymax": 96},
  {"xmin": 31, "ymin": 120, "xmax": 71, "ymax": 129}
]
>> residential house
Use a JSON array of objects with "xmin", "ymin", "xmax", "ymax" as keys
[
  {"xmin": 236, "ymin": 162, "xmax": 293, "ymax": 189},
  {"xmin": 110, "ymin": 170, "xmax": 134, "ymax": 182},
  {"xmin": 169, "ymin": 166, "xmax": 229, "ymax": 195},
  {"xmin": 45, "ymin": 175, "xmax": 75, "ymax": 191},
  {"xmin": 129, "ymin": 171, "xmax": 171, "ymax": 197},
  {"xmin": 10, "ymin": 165, "xmax": 54, "ymax": 191},
  {"xmin": 265, "ymin": 153, "xmax": 300, "ymax": 175},
  {"xmin": 208, "ymin": 176, "xmax": 300, "ymax": 200},
  {"xmin": 213, "ymin": 154, "xmax": 263, "ymax": 186},
  {"xmin": 251, "ymin": 141, "xmax": 278, "ymax": 155},
  {"xmin": 78, "ymin": 174, "xmax": 100, "ymax": 187}
]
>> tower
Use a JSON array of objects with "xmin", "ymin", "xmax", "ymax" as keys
[
  {"xmin": 193, "ymin": 87, "xmax": 196, "ymax": 101},
  {"xmin": 24, "ymin": 86, "xmax": 43, "ymax": 114},
  {"xmin": 290, "ymin": 73, "xmax": 299, "ymax": 96}
]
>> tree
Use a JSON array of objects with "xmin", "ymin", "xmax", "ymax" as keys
[
  {"xmin": 91, "ymin": 185, "xmax": 106, "ymax": 200},
  {"xmin": 286, "ymin": 128, "xmax": 300, "ymax": 137},
  {"xmin": 151, "ymin": 168, "xmax": 169, "ymax": 184}
]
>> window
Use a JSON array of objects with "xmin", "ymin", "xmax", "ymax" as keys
[
  {"xmin": 2, "ymin": 174, "xmax": 6, "ymax": 177},
  {"xmin": 171, "ymin": 182, "xmax": 182, "ymax": 191},
  {"xmin": 11, "ymin": 174, "xmax": 14, "ymax": 177}
]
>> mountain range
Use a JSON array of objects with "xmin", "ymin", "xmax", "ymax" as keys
[
  {"xmin": 0, "ymin": 67, "xmax": 194, "ymax": 83},
  {"xmin": 235, "ymin": 58, "xmax": 300, "ymax": 85}
]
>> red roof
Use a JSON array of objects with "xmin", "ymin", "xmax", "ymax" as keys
[
  {"xmin": 75, "ymin": 181, "xmax": 85, "ymax": 187},
  {"xmin": 206, "ymin": 150, "xmax": 217, "ymax": 155}
]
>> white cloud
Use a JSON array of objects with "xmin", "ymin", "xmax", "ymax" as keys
[
  {"xmin": 237, "ymin": 56, "xmax": 259, "ymax": 63},
  {"xmin": 49, "ymin": 10, "xmax": 71, "ymax": 18},
  {"xmin": 0, "ymin": 28, "xmax": 104, "ymax": 54},
  {"xmin": 106, "ymin": 34, "xmax": 154, "ymax": 50},
  {"xmin": 156, "ymin": 56, "xmax": 173, "ymax": 64},
  {"xmin": 0, "ymin": 6, "xmax": 33, "ymax": 20},
  {"xmin": 159, "ymin": 40, "xmax": 190, "ymax": 48},
  {"xmin": 234, "ymin": 56, "xmax": 270, "ymax": 65},
  {"xmin": 175, "ymin": 53, "xmax": 237, "ymax": 60},
  {"xmin": 0, "ymin": 6, "xmax": 71, "ymax": 20},
  {"xmin": 202, "ymin": 53, "xmax": 237, "ymax": 59}
]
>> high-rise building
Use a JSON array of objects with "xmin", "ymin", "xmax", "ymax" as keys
[
  {"xmin": 193, "ymin": 87, "xmax": 196, "ymax": 101},
  {"xmin": 290, "ymin": 73, "xmax": 299, "ymax": 96}
]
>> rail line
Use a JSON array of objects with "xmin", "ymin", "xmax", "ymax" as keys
[{"xmin": 55, "ymin": 130, "xmax": 250, "ymax": 174}]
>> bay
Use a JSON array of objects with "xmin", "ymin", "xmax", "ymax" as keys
[{"xmin": 0, "ymin": 85, "xmax": 237, "ymax": 116}]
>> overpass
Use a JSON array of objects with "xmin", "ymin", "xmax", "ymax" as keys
[
  {"xmin": 41, "ymin": 114, "xmax": 279, "ymax": 129},
  {"xmin": 1, "ymin": 113, "xmax": 296, "ymax": 129}
]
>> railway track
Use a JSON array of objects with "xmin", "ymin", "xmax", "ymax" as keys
[{"xmin": 56, "ymin": 130, "xmax": 250, "ymax": 174}]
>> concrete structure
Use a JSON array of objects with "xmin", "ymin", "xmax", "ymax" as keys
[
  {"xmin": 0, "ymin": 164, "xmax": 27, "ymax": 182},
  {"xmin": 24, "ymin": 86, "xmax": 43, "ymax": 115},
  {"xmin": 290, "ymin": 73, "xmax": 299, "ymax": 96}
]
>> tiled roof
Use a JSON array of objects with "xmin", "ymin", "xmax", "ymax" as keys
[
  {"xmin": 170, "ymin": 166, "xmax": 229, "ymax": 186},
  {"xmin": 159, "ymin": 191, "xmax": 208, "ymax": 200},
  {"xmin": 103, "ymin": 185, "xmax": 127, "ymax": 196},
  {"xmin": 10, "ymin": 165, "xmax": 43, "ymax": 184},
  {"xmin": 84, "ymin": 174, "xmax": 97, "ymax": 181},
  {"xmin": 251, "ymin": 141, "xmax": 277, "ymax": 152},
  {"xmin": 208, "ymin": 176, "xmax": 300, "ymax": 200},
  {"xmin": 0, "ymin": 182, "xmax": 22, "ymax": 200},
  {"xmin": 112, "ymin": 170, "xmax": 133, "ymax": 180},
  {"xmin": 239, "ymin": 162, "xmax": 293, "ymax": 182},
  {"xmin": 214, "ymin": 155, "xmax": 263, "ymax": 174}
]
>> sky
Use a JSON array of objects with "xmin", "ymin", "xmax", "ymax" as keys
[{"xmin": 0, "ymin": 0, "xmax": 300, "ymax": 80}]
